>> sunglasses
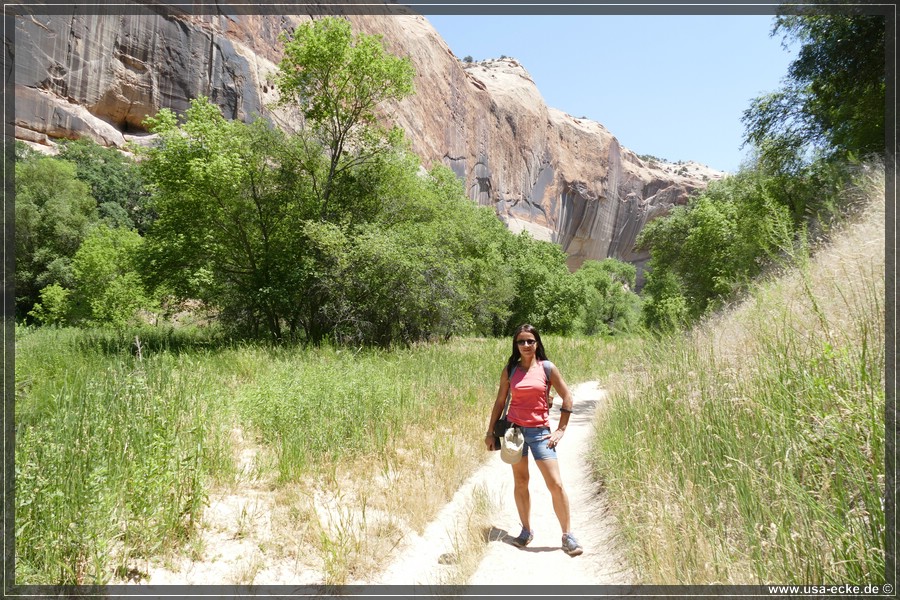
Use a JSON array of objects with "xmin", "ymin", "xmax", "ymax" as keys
[{"xmin": 516, "ymin": 339, "xmax": 537, "ymax": 347}]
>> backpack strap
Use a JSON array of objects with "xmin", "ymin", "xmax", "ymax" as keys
[
  {"xmin": 503, "ymin": 364, "xmax": 516, "ymax": 419},
  {"xmin": 542, "ymin": 360, "xmax": 552, "ymax": 400}
]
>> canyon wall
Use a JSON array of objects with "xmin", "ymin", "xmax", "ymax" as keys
[{"xmin": 11, "ymin": 3, "xmax": 723, "ymax": 284}]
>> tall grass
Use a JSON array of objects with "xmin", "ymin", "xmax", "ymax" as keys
[
  {"xmin": 590, "ymin": 163, "xmax": 886, "ymax": 583},
  {"xmin": 234, "ymin": 333, "xmax": 630, "ymax": 481},
  {"xmin": 235, "ymin": 339, "xmax": 501, "ymax": 481},
  {"xmin": 15, "ymin": 325, "xmax": 620, "ymax": 585},
  {"xmin": 15, "ymin": 326, "xmax": 235, "ymax": 584}
]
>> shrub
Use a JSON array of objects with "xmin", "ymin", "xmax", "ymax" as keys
[
  {"xmin": 27, "ymin": 284, "xmax": 72, "ymax": 326},
  {"xmin": 71, "ymin": 226, "xmax": 153, "ymax": 327}
]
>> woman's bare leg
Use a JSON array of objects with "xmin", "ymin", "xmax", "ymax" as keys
[
  {"xmin": 511, "ymin": 457, "xmax": 531, "ymax": 531},
  {"xmin": 534, "ymin": 458, "xmax": 570, "ymax": 533}
]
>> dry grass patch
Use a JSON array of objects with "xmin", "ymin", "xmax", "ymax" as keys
[{"xmin": 432, "ymin": 485, "xmax": 495, "ymax": 585}]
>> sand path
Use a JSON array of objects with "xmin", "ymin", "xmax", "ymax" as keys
[{"xmin": 372, "ymin": 381, "xmax": 634, "ymax": 586}]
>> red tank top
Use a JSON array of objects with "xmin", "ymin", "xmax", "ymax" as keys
[{"xmin": 506, "ymin": 360, "xmax": 552, "ymax": 428}]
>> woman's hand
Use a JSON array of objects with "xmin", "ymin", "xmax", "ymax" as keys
[
  {"xmin": 544, "ymin": 429, "xmax": 565, "ymax": 449},
  {"xmin": 484, "ymin": 433, "xmax": 496, "ymax": 451}
]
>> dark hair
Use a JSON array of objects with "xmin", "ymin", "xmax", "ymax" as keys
[{"xmin": 506, "ymin": 323, "xmax": 549, "ymax": 373}]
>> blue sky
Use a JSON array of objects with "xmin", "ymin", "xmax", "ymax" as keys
[{"xmin": 425, "ymin": 14, "xmax": 798, "ymax": 174}]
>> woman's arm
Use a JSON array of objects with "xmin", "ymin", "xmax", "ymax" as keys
[
  {"xmin": 545, "ymin": 363, "xmax": 573, "ymax": 449},
  {"xmin": 484, "ymin": 366, "xmax": 510, "ymax": 450}
]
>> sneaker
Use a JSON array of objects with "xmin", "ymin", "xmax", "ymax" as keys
[
  {"xmin": 511, "ymin": 527, "xmax": 534, "ymax": 548},
  {"xmin": 562, "ymin": 532, "xmax": 583, "ymax": 556}
]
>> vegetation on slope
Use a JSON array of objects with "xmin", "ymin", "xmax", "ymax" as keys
[{"xmin": 591, "ymin": 163, "xmax": 885, "ymax": 583}]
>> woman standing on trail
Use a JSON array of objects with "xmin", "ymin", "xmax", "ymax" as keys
[{"xmin": 484, "ymin": 323, "xmax": 584, "ymax": 557}]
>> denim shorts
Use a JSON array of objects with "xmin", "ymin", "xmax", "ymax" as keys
[{"xmin": 519, "ymin": 426, "xmax": 557, "ymax": 461}]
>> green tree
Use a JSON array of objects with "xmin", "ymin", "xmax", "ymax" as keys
[
  {"xmin": 57, "ymin": 138, "xmax": 150, "ymax": 232},
  {"xmin": 70, "ymin": 226, "xmax": 152, "ymax": 327},
  {"xmin": 640, "ymin": 269, "xmax": 689, "ymax": 333},
  {"xmin": 707, "ymin": 169, "xmax": 795, "ymax": 270},
  {"xmin": 339, "ymin": 224, "xmax": 460, "ymax": 346},
  {"xmin": 574, "ymin": 259, "xmax": 642, "ymax": 335},
  {"xmin": 301, "ymin": 164, "xmax": 516, "ymax": 346},
  {"xmin": 412, "ymin": 165, "xmax": 516, "ymax": 336},
  {"xmin": 139, "ymin": 98, "xmax": 313, "ymax": 340},
  {"xmin": 140, "ymin": 100, "xmax": 443, "ymax": 345},
  {"xmin": 15, "ymin": 155, "xmax": 98, "ymax": 320},
  {"xmin": 638, "ymin": 198, "xmax": 741, "ymax": 327},
  {"xmin": 141, "ymin": 14, "xmax": 419, "ymax": 344},
  {"xmin": 501, "ymin": 233, "xmax": 580, "ymax": 335},
  {"xmin": 273, "ymin": 16, "xmax": 416, "ymax": 221},
  {"xmin": 743, "ymin": 13, "xmax": 885, "ymax": 171},
  {"xmin": 637, "ymin": 171, "xmax": 795, "ymax": 331}
]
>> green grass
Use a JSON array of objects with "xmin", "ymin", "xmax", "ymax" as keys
[
  {"xmin": 233, "ymin": 333, "xmax": 638, "ymax": 482},
  {"xmin": 590, "ymin": 170, "xmax": 885, "ymax": 584},
  {"xmin": 14, "ymin": 326, "xmax": 242, "ymax": 584},
  {"xmin": 234, "ymin": 339, "xmax": 501, "ymax": 481},
  {"xmin": 14, "ymin": 326, "xmax": 619, "ymax": 585}
]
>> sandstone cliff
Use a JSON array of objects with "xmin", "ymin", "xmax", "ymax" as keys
[{"xmin": 11, "ymin": 4, "xmax": 723, "ymax": 284}]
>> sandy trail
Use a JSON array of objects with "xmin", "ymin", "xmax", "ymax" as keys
[{"xmin": 372, "ymin": 381, "xmax": 634, "ymax": 586}]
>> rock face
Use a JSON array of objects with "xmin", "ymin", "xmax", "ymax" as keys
[{"xmin": 11, "ymin": 4, "xmax": 723, "ymax": 285}]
